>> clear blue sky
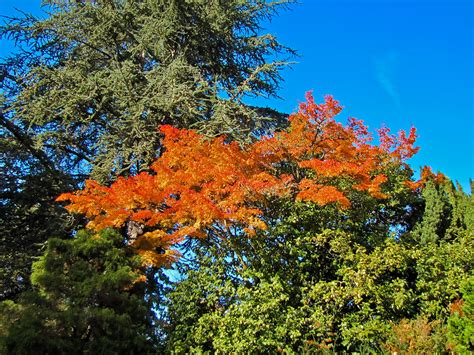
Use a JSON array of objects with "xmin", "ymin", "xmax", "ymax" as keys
[{"xmin": 1, "ymin": 0, "xmax": 473, "ymax": 188}]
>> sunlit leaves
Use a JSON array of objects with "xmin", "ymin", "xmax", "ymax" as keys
[{"xmin": 58, "ymin": 92, "xmax": 420, "ymax": 266}]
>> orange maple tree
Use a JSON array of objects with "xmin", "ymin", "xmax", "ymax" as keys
[{"xmin": 57, "ymin": 92, "xmax": 420, "ymax": 266}]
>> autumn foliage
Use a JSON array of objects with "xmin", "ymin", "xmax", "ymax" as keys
[{"xmin": 57, "ymin": 92, "xmax": 420, "ymax": 266}]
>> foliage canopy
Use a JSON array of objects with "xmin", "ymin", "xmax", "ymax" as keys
[
  {"xmin": 0, "ymin": 0, "xmax": 293, "ymax": 299},
  {"xmin": 58, "ymin": 92, "xmax": 422, "ymax": 266},
  {"xmin": 0, "ymin": 0, "xmax": 472, "ymax": 352}
]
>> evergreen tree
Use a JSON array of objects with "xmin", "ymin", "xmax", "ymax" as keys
[
  {"xmin": 0, "ymin": 146, "xmax": 74, "ymax": 300},
  {"xmin": 414, "ymin": 180, "xmax": 474, "ymax": 319},
  {"xmin": 0, "ymin": 229, "xmax": 158, "ymax": 353},
  {"xmin": 1, "ymin": 0, "xmax": 292, "ymax": 181}
]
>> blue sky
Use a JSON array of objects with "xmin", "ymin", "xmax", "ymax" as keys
[
  {"xmin": 263, "ymin": 0, "xmax": 473, "ymax": 189},
  {"xmin": 1, "ymin": 0, "xmax": 473, "ymax": 188}
]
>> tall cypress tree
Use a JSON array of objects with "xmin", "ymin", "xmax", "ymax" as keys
[{"xmin": 414, "ymin": 180, "xmax": 474, "ymax": 318}]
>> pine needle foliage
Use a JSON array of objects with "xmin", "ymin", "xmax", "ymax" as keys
[{"xmin": 1, "ymin": 0, "xmax": 294, "ymax": 181}]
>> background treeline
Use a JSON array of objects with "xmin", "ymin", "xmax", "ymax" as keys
[{"xmin": 0, "ymin": 1, "xmax": 472, "ymax": 353}]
